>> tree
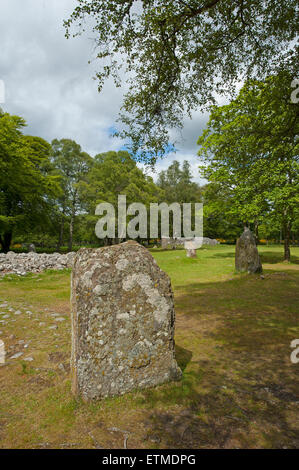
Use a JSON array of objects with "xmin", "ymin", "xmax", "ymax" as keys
[
  {"xmin": 157, "ymin": 160, "xmax": 202, "ymax": 238},
  {"xmin": 64, "ymin": 0, "xmax": 298, "ymax": 161},
  {"xmin": 197, "ymin": 72, "xmax": 299, "ymax": 260},
  {"xmin": 79, "ymin": 150, "xmax": 164, "ymax": 244},
  {"xmin": 50, "ymin": 139, "xmax": 93, "ymax": 251},
  {"xmin": 157, "ymin": 160, "xmax": 201, "ymax": 203},
  {"xmin": 200, "ymin": 182, "xmax": 242, "ymax": 241},
  {"xmin": 0, "ymin": 110, "xmax": 60, "ymax": 252}
]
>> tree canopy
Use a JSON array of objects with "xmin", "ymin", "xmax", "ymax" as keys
[
  {"xmin": 78, "ymin": 150, "xmax": 164, "ymax": 243},
  {"xmin": 157, "ymin": 160, "xmax": 201, "ymax": 204},
  {"xmin": 50, "ymin": 139, "xmax": 93, "ymax": 251},
  {"xmin": 197, "ymin": 72, "xmax": 299, "ymax": 259},
  {"xmin": 0, "ymin": 110, "xmax": 60, "ymax": 252},
  {"xmin": 65, "ymin": 0, "xmax": 298, "ymax": 162}
]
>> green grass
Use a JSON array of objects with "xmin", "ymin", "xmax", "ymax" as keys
[{"xmin": 0, "ymin": 244, "xmax": 298, "ymax": 449}]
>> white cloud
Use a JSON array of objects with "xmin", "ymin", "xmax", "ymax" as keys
[{"xmin": 0, "ymin": 0, "xmax": 211, "ymax": 181}]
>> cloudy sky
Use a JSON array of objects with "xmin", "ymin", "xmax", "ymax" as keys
[{"xmin": 0, "ymin": 0, "xmax": 210, "ymax": 182}]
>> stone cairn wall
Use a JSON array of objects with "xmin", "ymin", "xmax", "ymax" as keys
[
  {"xmin": 161, "ymin": 237, "xmax": 219, "ymax": 249},
  {"xmin": 71, "ymin": 241, "xmax": 182, "ymax": 401},
  {"xmin": 0, "ymin": 251, "xmax": 75, "ymax": 276}
]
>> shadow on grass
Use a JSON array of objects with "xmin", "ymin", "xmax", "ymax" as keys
[
  {"xmin": 205, "ymin": 248, "xmax": 299, "ymax": 265},
  {"xmin": 260, "ymin": 251, "xmax": 299, "ymax": 264},
  {"xmin": 208, "ymin": 251, "xmax": 235, "ymax": 259},
  {"xmin": 175, "ymin": 345, "xmax": 193, "ymax": 372},
  {"xmin": 140, "ymin": 271, "xmax": 299, "ymax": 448},
  {"xmin": 141, "ymin": 366, "xmax": 298, "ymax": 448}
]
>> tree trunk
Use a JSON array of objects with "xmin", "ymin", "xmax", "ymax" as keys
[
  {"xmin": 68, "ymin": 211, "xmax": 74, "ymax": 252},
  {"xmin": 254, "ymin": 220, "xmax": 259, "ymax": 245},
  {"xmin": 57, "ymin": 215, "xmax": 65, "ymax": 251},
  {"xmin": 283, "ymin": 221, "xmax": 291, "ymax": 262},
  {"xmin": 68, "ymin": 193, "xmax": 78, "ymax": 252},
  {"xmin": 0, "ymin": 231, "xmax": 13, "ymax": 253}
]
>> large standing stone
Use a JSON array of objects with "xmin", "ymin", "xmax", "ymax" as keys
[
  {"xmin": 71, "ymin": 241, "xmax": 181, "ymax": 401},
  {"xmin": 235, "ymin": 228, "xmax": 263, "ymax": 274}
]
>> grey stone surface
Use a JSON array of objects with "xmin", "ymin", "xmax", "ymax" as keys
[
  {"xmin": 10, "ymin": 352, "xmax": 23, "ymax": 359},
  {"xmin": 0, "ymin": 340, "xmax": 5, "ymax": 363},
  {"xmin": 71, "ymin": 241, "xmax": 181, "ymax": 401},
  {"xmin": 235, "ymin": 228, "xmax": 263, "ymax": 274}
]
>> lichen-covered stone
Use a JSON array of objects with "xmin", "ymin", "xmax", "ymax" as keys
[
  {"xmin": 71, "ymin": 241, "xmax": 181, "ymax": 401},
  {"xmin": 235, "ymin": 228, "xmax": 263, "ymax": 274}
]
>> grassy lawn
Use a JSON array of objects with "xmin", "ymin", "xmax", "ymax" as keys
[{"xmin": 0, "ymin": 245, "xmax": 298, "ymax": 449}]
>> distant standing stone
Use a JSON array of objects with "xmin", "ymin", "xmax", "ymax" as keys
[
  {"xmin": 235, "ymin": 228, "xmax": 262, "ymax": 274},
  {"xmin": 71, "ymin": 241, "xmax": 182, "ymax": 401},
  {"xmin": 186, "ymin": 249, "xmax": 197, "ymax": 258},
  {"xmin": 184, "ymin": 241, "xmax": 198, "ymax": 258}
]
